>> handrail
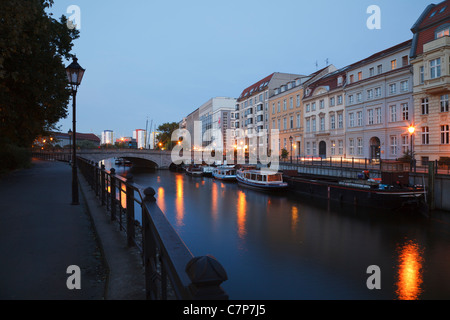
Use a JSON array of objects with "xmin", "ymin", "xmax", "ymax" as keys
[{"xmin": 76, "ymin": 156, "xmax": 229, "ymax": 300}]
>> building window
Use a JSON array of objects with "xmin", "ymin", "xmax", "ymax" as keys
[
  {"xmin": 331, "ymin": 140, "xmax": 336, "ymax": 155},
  {"xmin": 421, "ymin": 98, "xmax": 429, "ymax": 115},
  {"xmin": 306, "ymin": 104, "xmax": 310, "ymax": 112},
  {"xmin": 369, "ymin": 67, "xmax": 375, "ymax": 77},
  {"xmin": 319, "ymin": 100, "xmax": 324, "ymax": 109},
  {"xmin": 330, "ymin": 114, "xmax": 336, "ymax": 129},
  {"xmin": 419, "ymin": 66, "xmax": 425, "ymax": 84},
  {"xmin": 290, "ymin": 116, "xmax": 294, "ymax": 129},
  {"xmin": 338, "ymin": 140, "xmax": 343, "ymax": 155},
  {"xmin": 376, "ymin": 107, "xmax": 382, "ymax": 124},
  {"xmin": 337, "ymin": 76, "xmax": 343, "ymax": 86},
  {"xmin": 330, "ymin": 97, "xmax": 335, "ymax": 106},
  {"xmin": 296, "ymin": 114, "xmax": 300, "ymax": 128},
  {"xmin": 436, "ymin": 24, "xmax": 450, "ymax": 38},
  {"xmin": 441, "ymin": 125, "xmax": 450, "ymax": 144},
  {"xmin": 430, "ymin": 58, "xmax": 441, "ymax": 79},
  {"xmin": 389, "ymin": 83, "xmax": 397, "ymax": 94},
  {"xmin": 402, "ymin": 135, "xmax": 409, "ymax": 154},
  {"xmin": 272, "ymin": 103, "xmax": 275, "ymax": 114},
  {"xmin": 390, "ymin": 136, "xmax": 397, "ymax": 155},
  {"xmin": 402, "ymin": 103, "xmax": 409, "ymax": 121},
  {"xmin": 377, "ymin": 64, "xmax": 383, "ymax": 74},
  {"xmin": 277, "ymin": 102, "xmax": 280, "ymax": 113},
  {"xmin": 306, "ymin": 142, "xmax": 311, "ymax": 155},
  {"xmin": 349, "ymin": 112, "xmax": 355, "ymax": 127},
  {"xmin": 283, "ymin": 118, "xmax": 287, "ymax": 130},
  {"xmin": 422, "ymin": 127, "xmax": 430, "ymax": 145},
  {"xmin": 312, "ymin": 102, "xmax": 316, "ymax": 111},
  {"xmin": 338, "ymin": 114, "xmax": 343, "ymax": 129},
  {"xmin": 402, "ymin": 55, "xmax": 409, "ymax": 67},
  {"xmin": 375, "ymin": 87, "xmax": 381, "ymax": 97},
  {"xmin": 296, "ymin": 95, "xmax": 300, "ymax": 107},
  {"xmin": 368, "ymin": 109, "xmax": 374, "ymax": 125},
  {"xmin": 400, "ymin": 80, "xmax": 409, "ymax": 92},
  {"xmin": 337, "ymin": 95, "xmax": 343, "ymax": 105},
  {"xmin": 367, "ymin": 89, "xmax": 373, "ymax": 99},
  {"xmin": 290, "ymin": 97, "xmax": 294, "ymax": 109},
  {"xmin": 349, "ymin": 138, "xmax": 355, "ymax": 155},
  {"xmin": 391, "ymin": 60, "xmax": 397, "ymax": 70},
  {"xmin": 441, "ymin": 94, "xmax": 449, "ymax": 112},
  {"xmin": 350, "ymin": 74, "xmax": 354, "ymax": 83},
  {"xmin": 312, "ymin": 142, "xmax": 317, "ymax": 155},
  {"xmin": 390, "ymin": 105, "xmax": 397, "ymax": 122},
  {"xmin": 312, "ymin": 118, "xmax": 316, "ymax": 132},
  {"xmin": 356, "ymin": 92, "xmax": 362, "ymax": 102},
  {"xmin": 357, "ymin": 111, "xmax": 363, "ymax": 126},
  {"xmin": 306, "ymin": 119, "xmax": 310, "ymax": 132},
  {"xmin": 272, "ymin": 119, "xmax": 275, "ymax": 130},
  {"xmin": 283, "ymin": 99, "xmax": 287, "ymax": 111},
  {"xmin": 320, "ymin": 117, "xmax": 325, "ymax": 131},
  {"xmin": 277, "ymin": 119, "xmax": 280, "ymax": 130},
  {"xmin": 358, "ymin": 71, "xmax": 362, "ymax": 81},
  {"xmin": 357, "ymin": 138, "xmax": 363, "ymax": 156},
  {"xmin": 349, "ymin": 95, "xmax": 354, "ymax": 104}
]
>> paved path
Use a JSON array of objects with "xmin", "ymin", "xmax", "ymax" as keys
[{"xmin": 0, "ymin": 159, "xmax": 145, "ymax": 300}]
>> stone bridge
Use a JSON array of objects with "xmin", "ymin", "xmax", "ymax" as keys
[{"xmin": 78, "ymin": 149, "xmax": 175, "ymax": 169}]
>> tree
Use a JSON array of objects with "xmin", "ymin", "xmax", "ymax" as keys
[
  {"xmin": 156, "ymin": 122, "xmax": 179, "ymax": 150},
  {"xmin": 281, "ymin": 148, "xmax": 289, "ymax": 160},
  {"xmin": 0, "ymin": 0, "xmax": 79, "ymax": 149}
]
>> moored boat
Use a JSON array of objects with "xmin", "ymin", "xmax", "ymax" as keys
[
  {"xmin": 212, "ymin": 166, "xmax": 236, "ymax": 181},
  {"xmin": 185, "ymin": 165, "xmax": 203, "ymax": 177},
  {"xmin": 202, "ymin": 166, "xmax": 214, "ymax": 177},
  {"xmin": 282, "ymin": 171, "xmax": 426, "ymax": 212},
  {"xmin": 236, "ymin": 168, "xmax": 288, "ymax": 192}
]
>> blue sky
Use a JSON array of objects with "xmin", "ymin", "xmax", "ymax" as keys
[{"xmin": 48, "ymin": 0, "xmax": 433, "ymax": 138}]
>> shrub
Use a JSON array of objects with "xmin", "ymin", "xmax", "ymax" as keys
[{"xmin": 0, "ymin": 144, "xmax": 32, "ymax": 174}]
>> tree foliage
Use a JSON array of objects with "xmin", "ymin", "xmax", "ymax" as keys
[
  {"xmin": 156, "ymin": 122, "xmax": 179, "ymax": 150},
  {"xmin": 0, "ymin": 0, "xmax": 79, "ymax": 148}
]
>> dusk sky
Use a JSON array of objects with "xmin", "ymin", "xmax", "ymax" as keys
[{"xmin": 48, "ymin": 0, "xmax": 433, "ymax": 139}]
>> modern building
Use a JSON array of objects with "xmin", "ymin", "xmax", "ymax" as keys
[
  {"xmin": 410, "ymin": 0, "xmax": 450, "ymax": 163},
  {"xmin": 198, "ymin": 97, "xmax": 236, "ymax": 154},
  {"xmin": 345, "ymin": 40, "xmax": 414, "ymax": 160},
  {"xmin": 50, "ymin": 132, "xmax": 101, "ymax": 148},
  {"xmin": 233, "ymin": 72, "xmax": 304, "ymax": 155},
  {"xmin": 148, "ymin": 131, "xmax": 161, "ymax": 149},
  {"xmin": 101, "ymin": 130, "xmax": 114, "ymax": 145},
  {"xmin": 134, "ymin": 129, "xmax": 147, "ymax": 149}
]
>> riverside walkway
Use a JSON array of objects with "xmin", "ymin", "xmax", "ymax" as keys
[{"xmin": 0, "ymin": 159, "xmax": 145, "ymax": 300}]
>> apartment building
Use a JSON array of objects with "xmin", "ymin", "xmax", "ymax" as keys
[
  {"xmin": 233, "ymin": 72, "xmax": 303, "ymax": 154},
  {"xmin": 345, "ymin": 40, "xmax": 414, "ymax": 160},
  {"xmin": 302, "ymin": 65, "xmax": 348, "ymax": 158},
  {"xmin": 410, "ymin": 0, "xmax": 450, "ymax": 163}
]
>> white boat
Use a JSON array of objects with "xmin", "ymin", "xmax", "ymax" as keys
[
  {"xmin": 212, "ymin": 166, "xmax": 236, "ymax": 181},
  {"xmin": 236, "ymin": 169, "xmax": 288, "ymax": 191},
  {"xmin": 202, "ymin": 166, "xmax": 214, "ymax": 177},
  {"xmin": 185, "ymin": 165, "xmax": 203, "ymax": 177}
]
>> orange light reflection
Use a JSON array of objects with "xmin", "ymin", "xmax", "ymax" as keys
[
  {"xmin": 175, "ymin": 174, "xmax": 184, "ymax": 227},
  {"xmin": 237, "ymin": 191, "xmax": 247, "ymax": 239},
  {"xmin": 395, "ymin": 240, "xmax": 424, "ymax": 300}
]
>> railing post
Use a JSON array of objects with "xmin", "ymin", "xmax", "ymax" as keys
[
  {"xmin": 185, "ymin": 255, "xmax": 229, "ymax": 300},
  {"xmin": 142, "ymin": 187, "xmax": 158, "ymax": 300},
  {"xmin": 126, "ymin": 174, "xmax": 135, "ymax": 247},
  {"xmin": 101, "ymin": 164, "xmax": 106, "ymax": 206},
  {"xmin": 110, "ymin": 168, "xmax": 117, "ymax": 221}
]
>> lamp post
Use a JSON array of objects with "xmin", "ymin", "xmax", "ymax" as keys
[
  {"xmin": 289, "ymin": 136, "xmax": 293, "ymax": 163},
  {"xmin": 66, "ymin": 57, "xmax": 86, "ymax": 205},
  {"xmin": 68, "ymin": 129, "xmax": 72, "ymax": 157},
  {"xmin": 408, "ymin": 125, "xmax": 415, "ymax": 157}
]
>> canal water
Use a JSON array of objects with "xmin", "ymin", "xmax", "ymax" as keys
[{"xmin": 106, "ymin": 161, "xmax": 450, "ymax": 300}]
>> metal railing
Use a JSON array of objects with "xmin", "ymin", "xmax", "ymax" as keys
[{"xmin": 55, "ymin": 155, "xmax": 228, "ymax": 300}]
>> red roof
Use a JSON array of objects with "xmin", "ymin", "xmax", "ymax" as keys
[
  {"xmin": 52, "ymin": 132, "xmax": 100, "ymax": 143},
  {"xmin": 418, "ymin": 0, "xmax": 450, "ymax": 29},
  {"xmin": 237, "ymin": 73, "xmax": 274, "ymax": 101}
]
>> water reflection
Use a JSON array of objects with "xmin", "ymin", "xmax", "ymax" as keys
[
  {"xmin": 291, "ymin": 206, "xmax": 299, "ymax": 233},
  {"xmin": 395, "ymin": 240, "xmax": 424, "ymax": 300},
  {"xmin": 237, "ymin": 191, "xmax": 247, "ymax": 239},
  {"xmin": 175, "ymin": 174, "xmax": 184, "ymax": 227}
]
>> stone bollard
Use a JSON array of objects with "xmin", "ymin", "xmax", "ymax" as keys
[
  {"xmin": 144, "ymin": 187, "xmax": 156, "ymax": 202},
  {"xmin": 185, "ymin": 255, "xmax": 228, "ymax": 300}
]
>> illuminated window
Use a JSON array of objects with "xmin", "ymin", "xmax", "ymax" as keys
[
  {"xmin": 391, "ymin": 60, "xmax": 397, "ymax": 70},
  {"xmin": 358, "ymin": 71, "xmax": 362, "ymax": 81},
  {"xmin": 436, "ymin": 23, "xmax": 450, "ymax": 38}
]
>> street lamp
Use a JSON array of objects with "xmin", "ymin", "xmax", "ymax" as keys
[
  {"xmin": 408, "ymin": 125, "xmax": 415, "ymax": 159},
  {"xmin": 289, "ymin": 136, "xmax": 293, "ymax": 163},
  {"xmin": 66, "ymin": 56, "xmax": 85, "ymax": 205}
]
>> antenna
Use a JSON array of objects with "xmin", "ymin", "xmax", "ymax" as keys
[{"xmin": 315, "ymin": 61, "xmax": 318, "ymax": 70}]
